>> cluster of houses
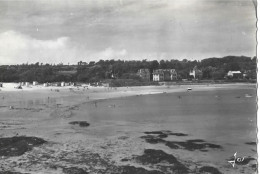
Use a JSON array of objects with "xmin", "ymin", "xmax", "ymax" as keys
[
  {"xmin": 137, "ymin": 66, "xmax": 202, "ymax": 82},
  {"xmin": 152, "ymin": 69, "xmax": 178, "ymax": 81},
  {"xmin": 137, "ymin": 68, "xmax": 178, "ymax": 82},
  {"xmin": 137, "ymin": 69, "xmax": 178, "ymax": 82},
  {"xmin": 137, "ymin": 66, "xmax": 248, "ymax": 82},
  {"xmin": 0, "ymin": 68, "xmax": 251, "ymax": 89}
]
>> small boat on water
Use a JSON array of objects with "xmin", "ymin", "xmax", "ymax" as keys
[
  {"xmin": 187, "ymin": 88, "xmax": 192, "ymax": 91},
  {"xmin": 245, "ymin": 94, "xmax": 252, "ymax": 98}
]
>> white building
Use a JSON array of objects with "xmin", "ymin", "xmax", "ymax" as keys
[
  {"xmin": 227, "ymin": 71, "xmax": 241, "ymax": 77},
  {"xmin": 153, "ymin": 69, "xmax": 178, "ymax": 81},
  {"xmin": 189, "ymin": 66, "xmax": 202, "ymax": 79},
  {"xmin": 227, "ymin": 71, "xmax": 242, "ymax": 78},
  {"xmin": 153, "ymin": 69, "xmax": 164, "ymax": 81}
]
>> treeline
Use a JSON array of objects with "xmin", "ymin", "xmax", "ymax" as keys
[
  {"xmin": 0, "ymin": 63, "xmax": 77, "ymax": 83},
  {"xmin": 0, "ymin": 56, "xmax": 256, "ymax": 83}
]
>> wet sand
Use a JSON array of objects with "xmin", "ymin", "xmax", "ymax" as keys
[{"xmin": 0, "ymin": 83, "xmax": 257, "ymax": 174}]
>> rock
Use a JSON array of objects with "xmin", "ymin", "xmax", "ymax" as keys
[
  {"xmin": 140, "ymin": 135, "xmax": 166, "ymax": 144},
  {"xmin": 120, "ymin": 166, "xmax": 163, "ymax": 174},
  {"xmin": 69, "ymin": 121, "xmax": 90, "ymax": 127},
  {"xmin": 165, "ymin": 140, "xmax": 222, "ymax": 151},
  {"xmin": 135, "ymin": 149, "xmax": 189, "ymax": 173},
  {"xmin": 0, "ymin": 172, "xmax": 29, "ymax": 174},
  {"xmin": 199, "ymin": 166, "xmax": 222, "ymax": 174},
  {"xmin": 245, "ymin": 142, "xmax": 256, "ymax": 145},
  {"xmin": 0, "ymin": 136, "xmax": 46, "ymax": 157},
  {"xmin": 63, "ymin": 167, "xmax": 89, "ymax": 174}
]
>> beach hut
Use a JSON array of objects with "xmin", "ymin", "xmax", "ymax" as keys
[
  {"xmin": 25, "ymin": 82, "xmax": 30, "ymax": 87},
  {"xmin": 56, "ymin": 82, "xmax": 61, "ymax": 87},
  {"xmin": 61, "ymin": 82, "xmax": 65, "ymax": 87},
  {"xmin": 33, "ymin": 81, "xmax": 38, "ymax": 86},
  {"xmin": 20, "ymin": 82, "xmax": 25, "ymax": 86},
  {"xmin": 43, "ymin": 83, "xmax": 48, "ymax": 87},
  {"xmin": 0, "ymin": 83, "xmax": 2, "ymax": 87},
  {"xmin": 19, "ymin": 82, "xmax": 25, "ymax": 86}
]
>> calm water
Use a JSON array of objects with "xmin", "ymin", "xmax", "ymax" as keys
[
  {"xmin": 84, "ymin": 89, "xmax": 256, "ymax": 137},
  {"xmin": 78, "ymin": 88, "xmax": 256, "ymax": 163}
]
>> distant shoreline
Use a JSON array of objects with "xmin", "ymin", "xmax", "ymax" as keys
[
  {"xmin": 0, "ymin": 82, "xmax": 255, "ymax": 102},
  {"xmin": 0, "ymin": 82, "xmax": 256, "ymax": 91}
]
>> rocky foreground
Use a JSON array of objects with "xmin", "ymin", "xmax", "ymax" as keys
[{"xmin": 0, "ymin": 129, "xmax": 256, "ymax": 174}]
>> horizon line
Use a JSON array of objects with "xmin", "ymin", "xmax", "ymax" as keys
[{"xmin": 0, "ymin": 55, "xmax": 256, "ymax": 66}]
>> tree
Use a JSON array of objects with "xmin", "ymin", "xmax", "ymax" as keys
[
  {"xmin": 89, "ymin": 61, "xmax": 95, "ymax": 66},
  {"xmin": 212, "ymin": 69, "xmax": 225, "ymax": 80},
  {"xmin": 149, "ymin": 60, "xmax": 159, "ymax": 71},
  {"xmin": 202, "ymin": 66, "xmax": 214, "ymax": 79},
  {"xmin": 228, "ymin": 62, "xmax": 240, "ymax": 71},
  {"xmin": 159, "ymin": 60, "xmax": 167, "ymax": 69}
]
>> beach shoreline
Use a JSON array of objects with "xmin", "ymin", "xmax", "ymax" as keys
[{"xmin": 0, "ymin": 83, "xmax": 257, "ymax": 174}]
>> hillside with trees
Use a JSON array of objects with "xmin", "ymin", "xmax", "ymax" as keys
[{"xmin": 0, "ymin": 56, "xmax": 256, "ymax": 84}]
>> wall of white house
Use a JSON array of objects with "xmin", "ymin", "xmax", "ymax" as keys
[
  {"xmin": 189, "ymin": 70, "xmax": 196, "ymax": 78},
  {"xmin": 153, "ymin": 74, "xmax": 160, "ymax": 81}
]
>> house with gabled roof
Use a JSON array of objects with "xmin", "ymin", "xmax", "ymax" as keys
[
  {"xmin": 227, "ymin": 71, "xmax": 242, "ymax": 78},
  {"xmin": 189, "ymin": 66, "xmax": 202, "ymax": 79},
  {"xmin": 153, "ymin": 69, "xmax": 178, "ymax": 81},
  {"xmin": 137, "ymin": 69, "xmax": 151, "ymax": 81},
  {"xmin": 153, "ymin": 69, "xmax": 164, "ymax": 81}
]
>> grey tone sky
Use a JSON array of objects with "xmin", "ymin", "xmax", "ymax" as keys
[{"xmin": 0, "ymin": 0, "xmax": 256, "ymax": 65}]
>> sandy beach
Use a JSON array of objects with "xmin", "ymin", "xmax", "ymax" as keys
[{"xmin": 0, "ymin": 83, "xmax": 257, "ymax": 174}]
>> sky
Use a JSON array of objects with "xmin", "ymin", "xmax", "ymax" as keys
[{"xmin": 0, "ymin": 0, "xmax": 257, "ymax": 65}]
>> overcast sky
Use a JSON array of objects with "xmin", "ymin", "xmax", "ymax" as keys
[{"xmin": 0, "ymin": 0, "xmax": 256, "ymax": 65}]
